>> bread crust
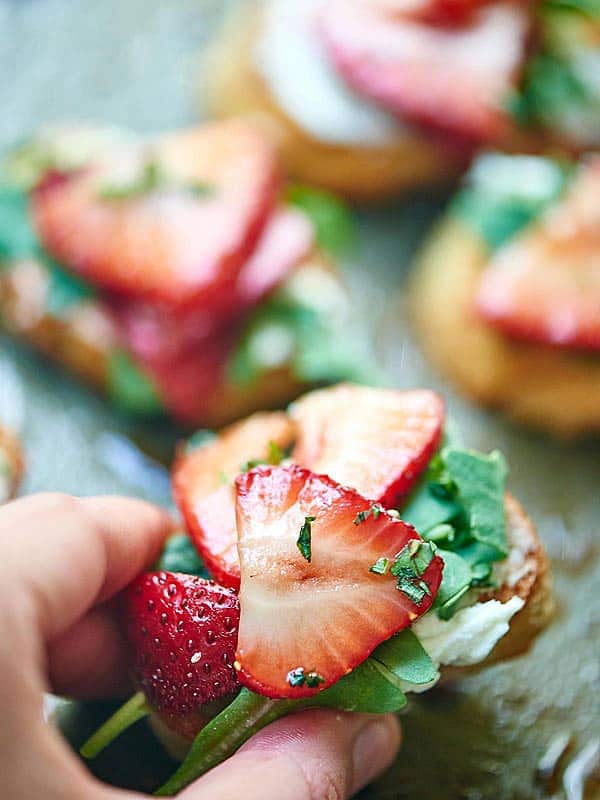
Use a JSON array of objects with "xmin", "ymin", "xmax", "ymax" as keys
[
  {"xmin": 0, "ymin": 425, "xmax": 24, "ymax": 503},
  {"xmin": 411, "ymin": 218, "xmax": 600, "ymax": 437},
  {"xmin": 0, "ymin": 253, "xmax": 337, "ymax": 428},
  {"xmin": 204, "ymin": 2, "xmax": 462, "ymax": 202}
]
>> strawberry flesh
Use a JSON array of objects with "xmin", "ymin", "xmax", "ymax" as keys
[
  {"xmin": 476, "ymin": 157, "xmax": 600, "ymax": 351},
  {"xmin": 32, "ymin": 120, "xmax": 280, "ymax": 308},
  {"xmin": 124, "ymin": 572, "xmax": 240, "ymax": 716},
  {"xmin": 234, "ymin": 464, "xmax": 443, "ymax": 698},
  {"xmin": 319, "ymin": 0, "xmax": 530, "ymax": 144},
  {"xmin": 291, "ymin": 385, "xmax": 445, "ymax": 506},
  {"xmin": 173, "ymin": 413, "xmax": 296, "ymax": 589}
]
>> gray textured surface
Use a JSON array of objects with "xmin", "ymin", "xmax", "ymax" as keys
[{"xmin": 0, "ymin": 2, "xmax": 599, "ymax": 798}]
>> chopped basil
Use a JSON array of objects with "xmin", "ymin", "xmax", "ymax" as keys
[
  {"xmin": 285, "ymin": 667, "xmax": 325, "ymax": 689},
  {"xmin": 107, "ymin": 350, "xmax": 163, "ymax": 416},
  {"xmin": 369, "ymin": 557, "xmax": 390, "ymax": 576},
  {"xmin": 354, "ymin": 503, "xmax": 384, "ymax": 525},
  {"xmin": 99, "ymin": 160, "xmax": 212, "ymax": 202},
  {"xmin": 296, "ymin": 516, "xmax": 316, "ymax": 563},
  {"xmin": 240, "ymin": 440, "xmax": 286, "ymax": 473},
  {"xmin": 157, "ymin": 533, "xmax": 209, "ymax": 578},
  {"xmin": 286, "ymin": 184, "xmax": 356, "ymax": 257},
  {"xmin": 391, "ymin": 540, "xmax": 437, "ymax": 606}
]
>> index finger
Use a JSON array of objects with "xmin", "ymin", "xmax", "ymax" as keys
[{"xmin": 1, "ymin": 493, "xmax": 173, "ymax": 641}]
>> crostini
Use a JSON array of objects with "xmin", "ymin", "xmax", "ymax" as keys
[
  {"xmin": 206, "ymin": 0, "xmax": 600, "ymax": 202},
  {"xmin": 412, "ymin": 152, "xmax": 600, "ymax": 437},
  {"xmin": 0, "ymin": 122, "xmax": 369, "ymax": 428},
  {"xmin": 0, "ymin": 425, "xmax": 23, "ymax": 503},
  {"xmin": 81, "ymin": 384, "xmax": 552, "ymax": 791}
]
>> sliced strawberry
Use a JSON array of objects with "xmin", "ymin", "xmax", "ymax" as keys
[
  {"xmin": 476, "ymin": 157, "xmax": 600, "ymax": 350},
  {"xmin": 290, "ymin": 385, "xmax": 444, "ymax": 507},
  {"xmin": 319, "ymin": 0, "xmax": 530, "ymax": 143},
  {"xmin": 32, "ymin": 120, "xmax": 280, "ymax": 307},
  {"xmin": 234, "ymin": 464, "xmax": 443, "ymax": 698},
  {"xmin": 108, "ymin": 207, "xmax": 314, "ymax": 363},
  {"xmin": 124, "ymin": 572, "xmax": 240, "ymax": 723},
  {"xmin": 173, "ymin": 412, "xmax": 296, "ymax": 588},
  {"xmin": 371, "ymin": 0, "xmax": 492, "ymax": 26}
]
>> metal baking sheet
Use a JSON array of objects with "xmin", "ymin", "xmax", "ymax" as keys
[{"xmin": 0, "ymin": 2, "xmax": 598, "ymax": 798}]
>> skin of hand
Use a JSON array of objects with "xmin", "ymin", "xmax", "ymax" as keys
[{"xmin": 0, "ymin": 493, "xmax": 401, "ymax": 800}]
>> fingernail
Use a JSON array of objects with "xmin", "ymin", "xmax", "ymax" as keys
[{"xmin": 352, "ymin": 716, "xmax": 400, "ymax": 793}]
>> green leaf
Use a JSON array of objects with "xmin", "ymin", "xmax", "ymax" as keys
[
  {"xmin": 184, "ymin": 429, "xmax": 217, "ymax": 453},
  {"xmin": 452, "ymin": 154, "xmax": 569, "ymax": 250},
  {"xmin": 44, "ymin": 258, "xmax": 95, "ymax": 316},
  {"xmin": 156, "ymin": 533, "xmax": 209, "ymax": 578},
  {"xmin": 370, "ymin": 629, "xmax": 438, "ymax": 686},
  {"xmin": 433, "ymin": 549, "xmax": 474, "ymax": 619},
  {"xmin": 107, "ymin": 350, "xmax": 163, "ymax": 416},
  {"xmin": 312, "ymin": 659, "xmax": 407, "ymax": 713},
  {"xmin": 0, "ymin": 186, "xmax": 39, "ymax": 263},
  {"xmin": 442, "ymin": 448, "xmax": 508, "ymax": 558},
  {"xmin": 401, "ymin": 477, "xmax": 461, "ymax": 535},
  {"xmin": 155, "ymin": 690, "xmax": 301, "ymax": 796},
  {"xmin": 287, "ymin": 184, "xmax": 356, "ymax": 257}
]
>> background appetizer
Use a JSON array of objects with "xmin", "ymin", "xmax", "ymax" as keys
[
  {"xmin": 412, "ymin": 153, "xmax": 600, "ymax": 437},
  {"xmin": 0, "ymin": 424, "xmax": 23, "ymax": 503},
  {"xmin": 207, "ymin": 0, "xmax": 600, "ymax": 201},
  {"xmin": 0, "ymin": 121, "xmax": 369, "ymax": 428},
  {"xmin": 82, "ymin": 385, "xmax": 552, "ymax": 794}
]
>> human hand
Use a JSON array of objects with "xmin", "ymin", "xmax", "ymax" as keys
[{"xmin": 0, "ymin": 493, "xmax": 401, "ymax": 800}]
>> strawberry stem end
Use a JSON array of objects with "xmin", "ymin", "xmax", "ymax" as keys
[{"xmin": 80, "ymin": 691, "xmax": 150, "ymax": 760}]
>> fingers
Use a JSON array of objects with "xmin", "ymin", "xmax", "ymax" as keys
[
  {"xmin": 180, "ymin": 709, "xmax": 401, "ymax": 800},
  {"xmin": 0, "ymin": 492, "xmax": 172, "ymax": 699},
  {"xmin": 2, "ymin": 493, "xmax": 173, "ymax": 641}
]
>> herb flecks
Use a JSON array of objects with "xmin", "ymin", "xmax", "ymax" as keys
[
  {"xmin": 391, "ymin": 540, "xmax": 437, "ymax": 606},
  {"xmin": 99, "ymin": 159, "xmax": 212, "ymax": 202},
  {"xmin": 240, "ymin": 440, "xmax": 286, "ymax": 473},
  {"xmin": 286, "ymin": 666, "xmax": 325, "ymax": 689},
  {"xmin": 369, "ymin": 557, "xmax": 390, "ymax": 576},
  {"xmin": 354, "ymin": 503, "xmax": 385, "ymax": 526},
  {"xmin": 296, "ymin": 516, "xmax": 316, "ymax": 563}
]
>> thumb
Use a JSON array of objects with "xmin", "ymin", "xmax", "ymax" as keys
[{"xmin": 180, "ymin": 709, "xmax": 401, "ymax": 800}]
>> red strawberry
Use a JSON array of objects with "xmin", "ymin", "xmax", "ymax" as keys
[
  {"xmin": 32, "ymin": 120, "xmax": 280, "ymax": 308},
  {"xmin": 476, "ymin": 158, "xmax": 600, "ymax": 351},
  {"xmin": 319, "ymin": 0, "xmax": 530, "ymax": 143},
  {"xmin": 372, "ymin": 0, "xmax": 494, "ymax": 26},
  {"xmin": 290, "ymin": 385, "xmax": 444, "ymax": 506},
  {"xmin": 124, "ymin": 572, "xmax": 240, "ymax": 730},
  {"xmin": 234, "ymin": 464, "xmax": 443, "ymax": 698},
  {"xmin": 173, "ymin": 412, "xmax": 296, "ymax": 588}
]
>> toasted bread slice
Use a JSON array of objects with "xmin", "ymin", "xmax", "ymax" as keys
[
  {"xmin": 148, "ymin": 490, "xmax": 551, "ymax": 759},
  {"xmin": 204, "ymin": 1, "xmax": 461, "ymax": 202},
  {"xmin": 0, "ymin": 252, "xmax": 343, "ymax": 428},
  {"xmin": 0, "ymin": 426, "xmax": 24, "ymax": 503},
  {"xmin": 411, "ymin": 218, "xmax": 600, "ymax": 437}
]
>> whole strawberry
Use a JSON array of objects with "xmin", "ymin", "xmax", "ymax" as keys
[{"xmin": 124, "ymin": 572, "xmax": 240, "ymax": 721}]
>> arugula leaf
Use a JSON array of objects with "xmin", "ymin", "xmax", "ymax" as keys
[
  {"xmin": 443, "ymin": 448, "xmax": 508, "ymax": 557},
  {"xmin": 433, "ymin": 549, "xmax": 474, "ymax": 620},
  {"xmin": 452, "ymin": 154, "xmax": 569, "ymax": 250},
  {"xmin": 401, "ymin": 475, "xmax": 461, "ymax": 534},
  {"xmin": 0, "ymin": 186, "xmax": 39, "ymax": 263},
  {"xmin": 156, "ymin": 533, "xmax": 209, "ymax": 578},
  {"xmin": 370, "ymin": 629, "xmax": 438, "ymax": 686},
  {"xmin": 287, "ymin": 184, "xmax": 356, "ymax": 257},
  {"xmin": 107, "ymin": 350, "xmax": 163, "ymax": 416}
]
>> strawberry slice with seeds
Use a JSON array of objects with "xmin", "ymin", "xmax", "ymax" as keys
[
  {"xmin": 32, "ymin": 120, "xmax": 280, "ymax": 307},
  {"xmin": 173, "ymin": 412, "xmax": 296, "ymax": 589},
  {"xmin": 319, "ymin": 0, "xmax": 529, "ymax": 143},
  {"xmin": 290, "ymin": 385, "xmax": 444, "ymax": 506},
  {"xmin": 124, "ymin": 571, "xmax": 240, "ymax": 736},
  {"xmin": 234, "ymin": 464, "xmax": 443, "ymax": 698},
  {"xmin": 476, "ymin": 158, "xmax": 600, "ymax": 351}
]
